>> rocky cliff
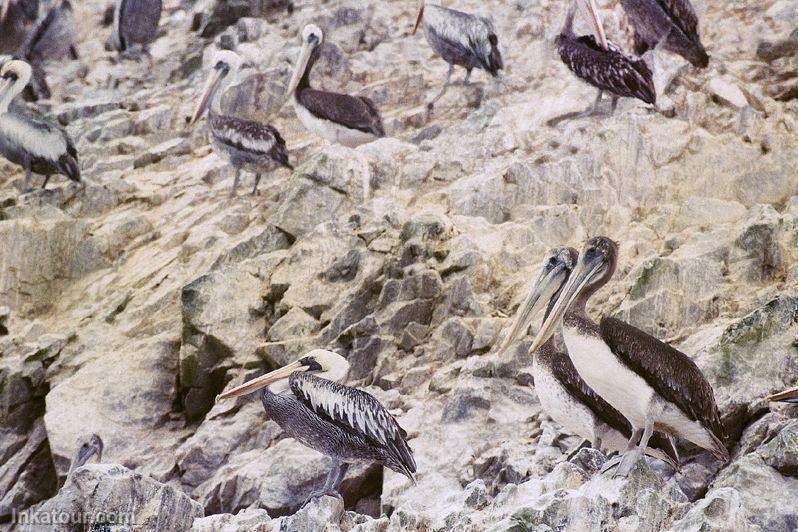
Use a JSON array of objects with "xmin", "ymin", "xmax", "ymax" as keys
[{"xmin": 1, "ymin": 0, "xmax": 797, "ymax": 530}]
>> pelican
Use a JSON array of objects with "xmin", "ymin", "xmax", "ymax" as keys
[
  {"xmin": 498, "ymin": 247, "xmax": 679, "ymax": 470},
  {"xmin": 112, "ymin": 0, "xmax": 161, "ymax": 58},
  {"xmin": 192, "ymin": 50, "xmax": 292, "ymax": 197},
  {"xmin": 530, "ymin": 237, "xmax": 728, "ymax": 477},
  {"xmin": 411, "ymin": 0, "xmax": 503, "ymax": 106},
  {"xmin": 67, "ymin": 434, "xmax": 104, "ymax": 475},
  {"xmin": 217, "ymin": 349, "xmax": 416, "ymax": 503},
  {"xmin": 286, "ymin": 24, "xmax": 385, "ymax": 147},
  {"xmin": 553, "ymin": 0, "xmax": 655, "ymax": 123},
  {"xmin": 17, "ymin": 0, "xmax": 77, "ymax": 64},
  {"xmin": 620, "ymin": 0, "xmax": 709, "ymax": 68},
  {"xmin": 0, "ymin": 0, "xmax": 38, "ymax": 54},
  {"xmin": 0, "ymin": 60, "xmax": 80, "ymax": 191},
  {"xmin": 767, "ymin": 386, "xmax": 798, "ymax": 403}
]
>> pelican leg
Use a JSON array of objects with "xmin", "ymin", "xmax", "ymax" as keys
[
  {"xmin": 230, "ymin": 169, "xmax": 240, "ymax": 197},
  {"xmin": 251, "ymin": 173, "xmax": 262, "ymax": 196},
  {"xmin": 427, "ymin": 64, "xmax": 454, "ymax": 109},
  {"xmin": 302, "ymin": 458, "xmax": 347, "ymax": 507},
  {"xmin": 600, "ymin": 427, "xmax": 643, "ymax": 474},
  {"xmin": 614, "ymin": 418, "xmax": 654, "ymax": 478},
  {"xmin": 610, "ymin": 96, "xmax": 619, "ymax": 115},
  {"xmin": 590, "ymin": 90, "xmax": 604, "ymax": 114},
  {"xmin": 42, "ymin": 175, "xmax": 51, "ymax": 189},
  {"xmin": 463, "ymin": 68, "xmax": 472, "ymax": 85},
  {"xmin": 546, "ymin": 90, "xmax": 607, "ymax": 126},
  {"xmin": 21, "ymin": 165, "xmax": 32, "ymax": 193}
]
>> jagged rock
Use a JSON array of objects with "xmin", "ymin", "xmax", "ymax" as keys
[
  {"xmin": 192, "ymin": 508, "xmax": 272, "ymax": 532},
  {"xmin": 27, "ymin": 464, "xmax": 203, "ymax": 532}
]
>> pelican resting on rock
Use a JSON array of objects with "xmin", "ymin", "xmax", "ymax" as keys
[
  {"xmin": 67, "ymin": 434, "xmax": 104, "ymax": 475},
  {"xmin": 768, "ymin": 386, "xmax": 798, "ymax": 403},
  {"xmin": 530, "ymin": 237, "xmax": 728, "ymax": 477},
  {"xmin": 192, "ymin": 50, "xmax": 292, "ymax": 196},
  {"xmin": 0, "ymin": 60, "xmax": 80, "ymax": 191},
  {"xmin": 620, "ymin": 0, "xmax": 709, "ymax": 68},
  {"xmin": 287, "ymin": 24, "xmax": 385, "ymax": 147},
  {"xmin": 112, "ymin": 0, "xmax": 162, "ymax": 59},
  {"xmin": 498, "ymin": 247, "xmax": 679, "ymax": 470},
  {"xmin": 552, "ymin": 0, "xmax": 655, "ymax": 124},
  {"xmin": 217, "ymin": 349, "xmax": 416, "ymax": 504},
  {"xmin": 412, "ymin": 0, "xmax": 503, "ymax": 107}
]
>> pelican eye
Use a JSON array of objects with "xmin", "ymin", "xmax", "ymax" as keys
[
  {"xmin": 308, "ymin": 33, "xmax": 319, "ymax": 45},
  {"xmin": 214, "ymin": 62, "xmax": 230, "ymax": 75},
  {"xmin": 3, "ymin": 71, "xmax": 17, "ymax": 81},
  {"xmin": 299, "ymin": 357, "xmax": 323, "ymax": 371},
  {"xmin": 488, "ymin": 34, "xmax": 498, "ymax": 46}
]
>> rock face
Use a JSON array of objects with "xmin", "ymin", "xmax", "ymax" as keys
[{"xmin": 1, "ymin": 0, "xmax": 798, "ymax": 530}]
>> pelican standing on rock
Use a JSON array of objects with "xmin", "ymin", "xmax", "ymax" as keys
[
  {"xmin": 411, "ymin": 0, "xmax": 503, "ymax": 106},
  {"xmin": 768, "ymin": 386, "xmax": 798, "ymax": 403},
  {"xmin": 287, "ymin": 24, "xmax": 385, "ymax": 147},
  {"xmin": 67, "ymin": 434, "xmax": 104, "ymax": 475},
  {"xmin": 530, "ymin": 237, "xmax": 728, "ymax": 477},
  {"xmin": 0, "ymin": 60, "xmax": 80, "ymax": 191},
  {"xmin": 192, "ymin": 50, "xmax": 292, "ymax": 196},
  {"xmin": 217, "ymin": 350, "xmax": 416, "ymax": 503},
  {"xmin": 620, "ymin": 0, "xmax": 709, "ymax": 68},
  {"xmin": 112, "ymin": 0, "xmax": 161, "ymax": 58},
  {"xmin": 553, "ymin": 0, "xmax": 655, "ymax": 123},
  {"xmin": 499, "ymin": 247, "xmax": 679, "ymax": 470}
]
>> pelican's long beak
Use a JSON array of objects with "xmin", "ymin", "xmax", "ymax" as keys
[
  {"xmin": 767, "ymin": 386, "xmax": 798, "ymax": 403},
  {"xmin": 216, "ymin": 360, "xmax": 307, "ymax": 401},
  {"xmin": 287, "ymin": 40, "xmax": 314, "ymax": 98},
  {"xmin": 580, "ymin": 0, "xmax": 608, "ymax": 50},
  {"xmin": 191, "ymin": 67, "xmax": 226, "ymax": 124},
  {"xmin": 497, "ymin": 261, "xmax": 571, "ymax": 357},
  {"xmin": 529, "ymin": 251, "xmax": 604, "ymax": 354},
  {"xmin": 412, "ymin": 0, "xmax": 425, "ymax": 35}
]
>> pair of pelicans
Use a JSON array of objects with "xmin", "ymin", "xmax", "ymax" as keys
[
  {"xmin": 218, "ymin": 238, "xmax": 796, "ymax": 505},
  {"xmin": 189, "ymin": 6, "xmax": 503, "ymax": 197}
]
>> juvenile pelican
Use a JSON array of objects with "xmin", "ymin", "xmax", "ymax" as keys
[
  {"xmin": 112, "ymin": 0, "xmax": 162, "ymax": 58},
  {"xmin": 553, "ymin": 0, "xmax": 655, "ymax": 122},
  {"xmin": 67, "ymin": 434, "xmax": 104, "ymax": 475},
  {"xmin": 767, "ymin": 386, "xmax": 798, "ymax": 403},
  {"xmin": 499, "ymin": 247, "xmax": 678, "ymax": 470},
  {"xmin": 192, "ymin": 50, "xmax": 292, "ymax": 196},
  {"xmin": 530, "ymin": 237, "xmax": 728, "ymax": 477},
  {"xmin": 0, "ymin": 60, "xmax": 80, "ymax": 191},
  {"xmin": 217, "ymin": 349, "xmax": 416, "ymax": 503},
  {"xmin": 620, "ymin": 0, "xmax": 709, "ymax": 68},
  {"xmin": 411, "ymin": 0, "xmax": 503, "ymax": 106},
  {"xmin": 286, "ymin": 24, "xmax": 385, "ymax": 147}
]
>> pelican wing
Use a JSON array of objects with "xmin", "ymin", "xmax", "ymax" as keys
[
  {"xmin": 0, "ymin": 113, "xmax": 69, "ymax": 161},
  {"xmin": 599, "ymin": 317, "xmax": 727, "ymax": 449},
  {"xmin": 556, "ymin": 34, "xmax": 656, "ymax": 104},
  {"xmin": 298, "ymin": 89, "xmax": 384, "ymax": 137},
  {"xmin": 290, "ymin": 373, "xmax": 415, "ymax": 476},
  {"xmin": 545, "ymin": 349, "xmax": 679, "ymax": 467},
  {"xmin": 208, "ymin": 114, "xmax": 291, "ymax": 168}
]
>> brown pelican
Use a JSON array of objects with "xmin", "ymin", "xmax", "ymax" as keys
[
  {"xmin": 411, "ymin": 0, "xmax": 503, "ymax": 106},
  {"xmin": 498, "ymin": 247, "xmax": 679, "ymax": 470},
  {"xmin": 192, "ymin": 50, "xmax": 292, "ymax": 197},
  {"xmin": 67, "ymin": 434, "xmax": 104, "ymax": 475},
  {"xmin": 0, "ymin": 60, "xmax": 80, "ymax": 191},
  {"xmin": 620, "ymin": 0, "xmax": 709, "ymax": 68},
  {"xmin": 530, "ymin": 237, "xmax": 728, "ymax": 477},
  {"xmin": 113, "ymin": 0, "xmax": 162, "ymax": 58},
  {"xmin": 217, "ymin": 349, "xmax": 416, "ymax": 503},
  {"xmin": 554, "ymin": 0, "xmax": 655, "ymax": 122},
  {"xmin": 767, "ymin": 386, "xmax": 798, "ymax": 403},
  {"xmin": 286, "ymin": 24, "xmax": 385, "ymax": 147}
]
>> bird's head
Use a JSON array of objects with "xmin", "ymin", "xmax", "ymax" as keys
[
  {"xmin": 191, "ymin": 50, "xmax": 249, "ymax": 124},
  {"xmin": 287, "ymin": 24, "xmax": 324, "ymax": 97}
]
